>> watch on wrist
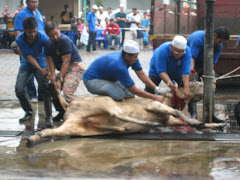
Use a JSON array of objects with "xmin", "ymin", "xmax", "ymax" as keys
[{"xmin": 59, "ymin": 77, "xmax": 64, "ymax": 83}]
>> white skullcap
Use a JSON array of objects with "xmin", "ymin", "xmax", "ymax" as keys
[
  {"xmin": 123, "ymin": 40, "xmax": 140, "ymax": 54},
  {"xmin": 99, "ymin": 6, "xmax": 103, "ymax": 9},
  {"xmin": 92, "ymin": 5, "xmax": 98, "ymax": 10},
  {"xmin": 171, "ymin": 35, "xmax": 187, "ymax": 50},
  {"xmin": 120, "ymin": 4, "xmax": 124, "ymax": 7}
]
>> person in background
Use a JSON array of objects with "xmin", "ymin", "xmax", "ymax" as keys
[
  {"xmin": 1, "ymin": 5, "xmax": 12, "ymax": 22},
  {"xmin": 96, "ymin": 6, "xmax": 108, "ymax": 29},
  {"xmin": 107, "ymin": 7, "xmax": 114, "ymax": 20},
  {"xmin": 14, "ymin": 0, "xmax": 45, "ymax": 103},
  {"xmin": 136, "ymin": 23, "xmax": 143, "ymax": 50},
  {"xmin": 14, "ymin": 6, "xmax": 22, "ymax": 17},
  {"xmin": 86, "ymin": 4, "xmax": 98, "ymax": 52},
  {"xmin": 61, "ymin": 4, "xmax": 73, "ymax": 24},
  {"xmin": 187, "ymin": 26, "xmax": 230, "ymax": 122},
  {"xmin": 103, "ymin": 18, "xmax": 120, "ymax": 50},
  {"xmin": 83, "ymin": 40, "xmax": 164, "ymax": 103},
  {"xmin": 77, "ymin": 18, "xmax": 84, "ymax": 34},
  {"xmin": 80, "ymin": 7, "xmax": 89, "ymax": 22},
  {"xmin": 143, "ymin": 30, "xmax": 150, "ymax": 49},
  {"xmin": 145, "ymin": 35, "xmax": 191, "ymax": 104},
  {"xmin": 50, "ymin": 16, "xmax": 57, "ymax": 25},
  {"xmin": 21, "ymin": 5, "xmax": 25, "ymax": 10},
  {"xmin": 141, "ymin": 12, "xmax": 150, "ymax": 31},
  {"xmin": 115, "ymin": 4, "xmax": 126, "ymax": 46},
  {"xmin": 128, "ymin": 8, "xmax": 141, "ymax": 41},
  {"xmin": 44, "ymin": 21, "xmax": 85, "ymax": 122},
  {"xmin": 15, "ymin": 17, "xmax": 53, "ymax": 127}
]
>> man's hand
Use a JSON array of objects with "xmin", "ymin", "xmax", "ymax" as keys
[
  {"xmin": 154, "ymin": 95, "xmax": 164, "ymax": 103},
  {"xmin": 183, "ymin": 87, "xmax": 191, "ymax": 103},
  {"xmin": 169, "ymin": 81, "xmax": 178, "ymax": 92},
  {"xmin": 40, "ymin": 68, "xmax": 48, "ymax": 76},
  {"xmin": 56, "ymin": 79, "xmax": 62, "ymax": 90},
  {"xmin": 87, "ymin": 28, "xmax": 89, "ymax": 33}
]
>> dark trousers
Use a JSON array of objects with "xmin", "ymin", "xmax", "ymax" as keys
[
  {"xmin": 121, "ymin": 29, "xmax": 125, "ymax": 46},
  {"xmin": 87, "ymin": 31, "xmax": 96, "ymax": 52}
]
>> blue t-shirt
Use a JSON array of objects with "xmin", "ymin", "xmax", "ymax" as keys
[
  {"xmin": 45, "ymin": 33, "xmax": 82, "ymax": 71},
  {"xmin": 86, "ymin": 11, "xmax": 96, "ymax": 32},
  {"xmin": 141, "ymin": 18, "xmax": 150, "ymax": 28},
  {"xmin": 16, "ymin": 31, "xmax": 49, "ymax": 69},
  {"xmin": 187, "ymin": 30, "xmax": 223, "ymax": 70},
  {"xmin": 149, "ymin": 42, "xmax": 191, "ymax": 80},
  {"xmin": 83, "ymin": 51, "xmax": 142, "ymax": 88},
  {"xmin": 143, "ymin": 32, "xmax": 149, "ymax": 42},
  {"xmin": 14, "ymin": 7, "xmax": 44, "ymax": 32}
]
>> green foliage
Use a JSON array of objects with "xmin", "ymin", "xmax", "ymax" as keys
[{"xmin": 95, "ymin": 0, "xmax": 103, "ymax": 7}]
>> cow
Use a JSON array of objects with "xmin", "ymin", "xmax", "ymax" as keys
[{"xmin": 27, "ymin": 81, "xmax": 225, "ymax": 147}]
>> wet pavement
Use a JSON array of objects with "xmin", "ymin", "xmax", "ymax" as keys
[{"xmin": 0, "ymin": 34, "xmax": 240, "ymax": 179}]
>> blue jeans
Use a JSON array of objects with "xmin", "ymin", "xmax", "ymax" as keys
[
  {"xmin": 87, "ymin": 31, "xmax": 96, "ymax": 52},
  {"xmin": 84, "ymin": 79, "xmax": 134, "ymax": 102},
  {"xmin": 15, "ymin": 68, "xmax": 51, "ymax": 112},
  {"xmin": 27, "ymin": 74, "xmax": 37, "ymax": 99},
  {"xmin": 107, "ymin": 34, "xmax": 120, "ymax": 47}
]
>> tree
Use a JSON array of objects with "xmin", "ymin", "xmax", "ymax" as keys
[{"xmin": 95, "ymin": 0, "xmax": 103, "ymax": 7}]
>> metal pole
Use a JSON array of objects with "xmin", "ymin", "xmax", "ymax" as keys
[
  {"xmin": 84, "ymin": 0, "xmax": 87, "ymax": 51},
  {"xmin": 203, "ymin": 0, "xmax": 215, "ymax": 123},
  {"xmin": 176, "ymin": 0, "xmax": 181, "ymax": 34},
  {"xmin": 149, "ymin": 0, "xmax": 155, "ymax": 35}
]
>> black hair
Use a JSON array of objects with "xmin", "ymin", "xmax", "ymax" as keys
[
  {"xmin": 44, "ymin": 21, "xmax": 58, "ymax": 35},
  {"xmin": 23, "ymin": 17, "xmax": 38, "ymax": 29},
  {"xmin": 122, "ymin": 50, "xmax": 135, "ymax": 57},
  {"xmin": 132, "ymin": 8, "xmax": 137, "ymax": 11},
  {"xmin": 214, "ymin": 26, "xmax": 230, "ymax": 40},
  {"xmin": 64, "ymin": 4, "xmax": 69, "ymax": 9}
]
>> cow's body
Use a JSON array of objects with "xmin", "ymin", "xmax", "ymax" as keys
[{"xmin": 27, "ymin": 82, "xmax": 224, "ymax": 147}]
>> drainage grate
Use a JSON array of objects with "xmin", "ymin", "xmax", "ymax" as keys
[{"xmin": 226, "ymin": 103, "xmax": 240, "ymax": 133}]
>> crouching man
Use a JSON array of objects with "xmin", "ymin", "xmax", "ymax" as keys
[
  {"xmin": 15, "ymin": 17, "xmax": 53, "ymax": 128},
  {"xmin": 83, "ymin": 40, "xmax": 164, "ymax": 102},
  {"xmin": 44, "ymin": 21, "xmax": 85, "ymax": 121}
]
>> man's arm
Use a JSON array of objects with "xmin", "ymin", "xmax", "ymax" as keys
[
  {"xmin": 159, "ymin": 72, "xmax": 178, "ymax": 92},
  {"xmin": 46, "ymin": 56, "xmax": 56, "ymax": 81},
  {"xmin": 127, "ymin": 84, "xmax": 164, "ymax": 102},
  {"xmin": 26, "ymin": 55, "xmax": 48, "ymax": 76},
  {"xmin": 135, "ymin": 69, "xmax": 157, "ymax": 91},
  {"xmin": 58, "ymin": 54, "xmax": 71, "ymax": 79},
  {"xmin": 191, "ymin": 57, "xmax": 195, "ymax": 70},
  {"xmin": 182, "ymin": 74, "xmax": 191, "ymax": 101}
]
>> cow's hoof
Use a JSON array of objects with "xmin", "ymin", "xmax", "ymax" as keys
[
  {"xmin": 26, "ymin": 137, "xmax": 33, "ymax": 148},
  {"xmin": 191, "ymin": 122, "xmax": 205, "ymax": 130}
]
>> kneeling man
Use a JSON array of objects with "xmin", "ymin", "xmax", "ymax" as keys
[{"xmin": 83, "ymin": 40, "xmax": 164, "ymax": 102}]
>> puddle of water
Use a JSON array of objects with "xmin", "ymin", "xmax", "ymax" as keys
[{"xmin": 0, "ymin": 137, "xmax": 240, "ymax": 179}]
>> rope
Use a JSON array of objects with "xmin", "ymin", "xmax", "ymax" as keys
[{"xmin": 215, "ymin": 66, "xmax": 240, "ymax": 81}]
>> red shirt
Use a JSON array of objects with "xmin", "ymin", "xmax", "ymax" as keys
[{"xmin": 103, "ymin": 23, "xmax": 120, "ymax": 36}]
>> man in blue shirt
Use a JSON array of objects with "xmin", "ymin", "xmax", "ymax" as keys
[
  {"xmin": 145, "ymin": 36, "xmax": 191, "ymax": 103},
  {"xmin": 14, "ymin": 0, "xmax": 45, "ymax": 102},
  {"xmin": 187, "ymin": 26, "xmax": 230, "ymax": 122},
  {"xmin": 15, "ymin": 17, "xmax": 53, "ymax": 128},
  {"xmin": 83, "ymin": 40, "xmax": 164, "ymax": 102},
  {"xmin": 44, "ymin": 21, "xmax": 85, "ymax": 122},
  {"xmin": 86, "ymin": 5, "xmax": 98, "ymax": 52}
]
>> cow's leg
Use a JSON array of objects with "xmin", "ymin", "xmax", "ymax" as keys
[
  {"xmin": 145, "ymin": 101, "xmax": 203, "ymax": 126},
  {"xmin": 27, "ymin": 116, "xmax": 85, "ymax": 147},
  {"xmin": 110, "ymin": 113, "xmax": 161, "ymax": 126}
]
